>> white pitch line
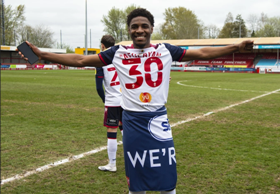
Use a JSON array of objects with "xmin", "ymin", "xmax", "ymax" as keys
[
  {"xmin": 2, "ymin": 88, "xmax": 280, "ymax": 185},
  {"xmin": 171, "ymin": 88, "xmax": 280, "ymax": 127},
  {"xmin": 1, "ymin": 142, "xmax": 122, "ymax": 185},
  {"xmin": 177, "ymin": 80, "xmax": 271, "ymax": 93}
]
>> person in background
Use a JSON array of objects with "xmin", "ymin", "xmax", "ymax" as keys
[{"xmin": 95, "ymin": 35, "xmax": 123, "ymax": 172}]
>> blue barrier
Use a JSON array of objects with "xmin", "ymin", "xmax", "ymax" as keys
[
  {"xmin": 1, "ymin": 65, "xmax": 10, "ymax": 68},
  {"xmin": 173, "ymin": 66, "xmax": 255, "ymax": 72},
  {"xmin": 171, "ymin": 67, "xmax": 184, "ymax": 71}
]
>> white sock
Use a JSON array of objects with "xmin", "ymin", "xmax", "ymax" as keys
[
  {"xmin": 129, "ymin": 191, "xmax": 146, "ymax": 194},
  {"xmin": 107, "ymin": 138, "xmax": 117, "ymax": 165},
  {"xmin": 160, "ymin": 189, "xmax": 176, "ymax": 194}
]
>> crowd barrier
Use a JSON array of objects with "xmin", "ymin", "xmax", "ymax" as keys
[{"xmin": 171, "ymin": 66, "xmax": 256, "ymax": 73}]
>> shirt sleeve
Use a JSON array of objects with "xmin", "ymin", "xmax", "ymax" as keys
[
  {"xmin": 163, "ymin": 43, "xmax": 186, "ymax": 62},
  {"xmin": 95, "ymin": 67, "xmax": 105, "ymax": 103},
  {"xmin": 98, "ymin": 45, "xmax": 119, "ymax": 65}
]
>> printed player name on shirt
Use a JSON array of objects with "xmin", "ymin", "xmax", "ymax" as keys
[{"xmin": 120, "ymin": 51, "xmax": 162, "ymax": 59}]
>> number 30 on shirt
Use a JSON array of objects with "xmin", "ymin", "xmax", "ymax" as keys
[{"xmin": 122, "ymin": 57, "xmax": 163, "ymax": 89}]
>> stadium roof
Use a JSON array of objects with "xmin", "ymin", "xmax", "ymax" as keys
[{"xmin": 117, "ymin": 37, "xmax": 280, "ymax": 48}]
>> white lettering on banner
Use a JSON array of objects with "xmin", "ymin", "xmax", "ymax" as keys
[
  {"xmin": 162, "ymin": 148, "xmax": 166, "ymax": 156},
  {"xmin": 127, "ymin": 150, "xmax": 147, "ymax": 168},
  {"xmin": 150, "ymin": 149, "xmax": 161, "ymax": 167},
  {"xmin": 168, "ymin": 147, "xmax": 176, "ymax": 165},
  {"xmin": 225, "ymin": 61, "xmax": 247, "ymax": 64},
  {"xmin": 127, "ymin": 147, "xmax": 176, "ymax": 168},
  {"xmin": 198, "ymin": 61, "xmax": 210, "ymax": 63},
  {"xmin": 212, "ymin": 61, "xmax": 223, "ymax": 64}
]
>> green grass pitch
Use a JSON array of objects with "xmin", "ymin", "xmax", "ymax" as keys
[{"xmin": 1, "ymin": 70, "xmax": 280, "ymax": 193}]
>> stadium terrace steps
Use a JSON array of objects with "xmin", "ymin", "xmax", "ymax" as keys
[{"xmin": 256, "ymin": 59, "xmax": 278, "ymax": 67}]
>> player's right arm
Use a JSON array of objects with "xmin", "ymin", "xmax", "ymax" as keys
[{"xmin": 17, "ymin": 41, "xmax": 105, "ymax": 67}]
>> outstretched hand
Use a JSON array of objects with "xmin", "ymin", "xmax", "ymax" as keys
[
  {"xmin": 238, "ymin": 40, "xmax": 254, "ymax": 52},
  {"xmin": 16, "ymin": 41, "xmax": 42, "ymax": 61}
]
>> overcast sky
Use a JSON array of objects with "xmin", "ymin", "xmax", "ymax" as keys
[{"xmin": 7, "ymin": 0, "xmax": 280, "ymax": 49}]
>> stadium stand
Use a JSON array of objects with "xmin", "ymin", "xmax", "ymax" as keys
[
  {"xmin": 117, "ymin": 37, "xmax": 279, "ymax": 73},
  {"xmin": 255, "ymin": 53, "xmax": 279, "ymax": 71},
  {"xmin": 261, "ymin": 53, "xmax": 277, "ymax": 59},
  {"xmin": 256, "ymin": 59, "xmax": 278, "ymax": 67},
  {"xmin": 2, "ymin": 37, "xmax": 279, "ymax": 73}
]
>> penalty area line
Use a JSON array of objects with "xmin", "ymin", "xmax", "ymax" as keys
[
  {"xmin": 2, "ymin": 88, "xmax": 279, "ymax": 185},
  {"xmin": 171, "ymin": 88, "xmax": 280, "ymax": 127}
]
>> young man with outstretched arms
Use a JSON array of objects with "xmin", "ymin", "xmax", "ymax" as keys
[
  {"xmin": 95, "ymin": 35, "xmax": 123, "ymax": 172},
  {"xmin": 18, "ymin": 8, "xmax": 254, "ymax": 194}
]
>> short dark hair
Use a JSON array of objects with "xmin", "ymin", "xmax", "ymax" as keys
[
  {"xmin": 127, "ymin": 8, "xmax": 154, "ymax": 27},
  {"xmin": 101, "ymin": 35, "xmax": 115, "ymax": 48}
]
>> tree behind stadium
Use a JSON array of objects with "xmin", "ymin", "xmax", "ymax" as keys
[
  {"xmin": 160, "ymin": 7, "xmax": 204, "ymax": 39},
  {"xmin": 0, "ymin": 4, "xmax": 25, "ymax": 45},
  {"xmin": 1, "ymin": 3, "xmax": 55, "ymax": 48},
  {"xmin": 219, "ymin": 12, "xmax": 247, "ymax": 38},
  {"xmin": 101, "ymin": 4, "xmax": 139, "ymax": 43},
  {"xmin": 17, "ymin": 24, "xmax": 55, "ymax": 48}
]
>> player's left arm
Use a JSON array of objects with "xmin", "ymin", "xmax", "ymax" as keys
[
  {"xmin": 181, "ymin": 40, "xmax": 254, "ymax": 61},
  {"xmin": 95, "ymin": 68, "xmax": 105, "ymax": 103}
]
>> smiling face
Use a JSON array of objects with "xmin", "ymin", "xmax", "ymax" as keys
[{"xmin": 128, "ymin": 16, "xmax": 153, "ymax": 49}]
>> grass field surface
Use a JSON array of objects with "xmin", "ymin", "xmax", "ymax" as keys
[{"xmin": 1, "ymin": 70, "xmax": 280, "ymax": 193}]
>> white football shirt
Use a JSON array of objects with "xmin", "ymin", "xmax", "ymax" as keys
[
  {"xmin": 102, "ymin": 64, "xmax": 122, "ymax": 106},
  {"xmin": 99, "ymin": 43, "xmax": 186, "ymax": 112}
]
